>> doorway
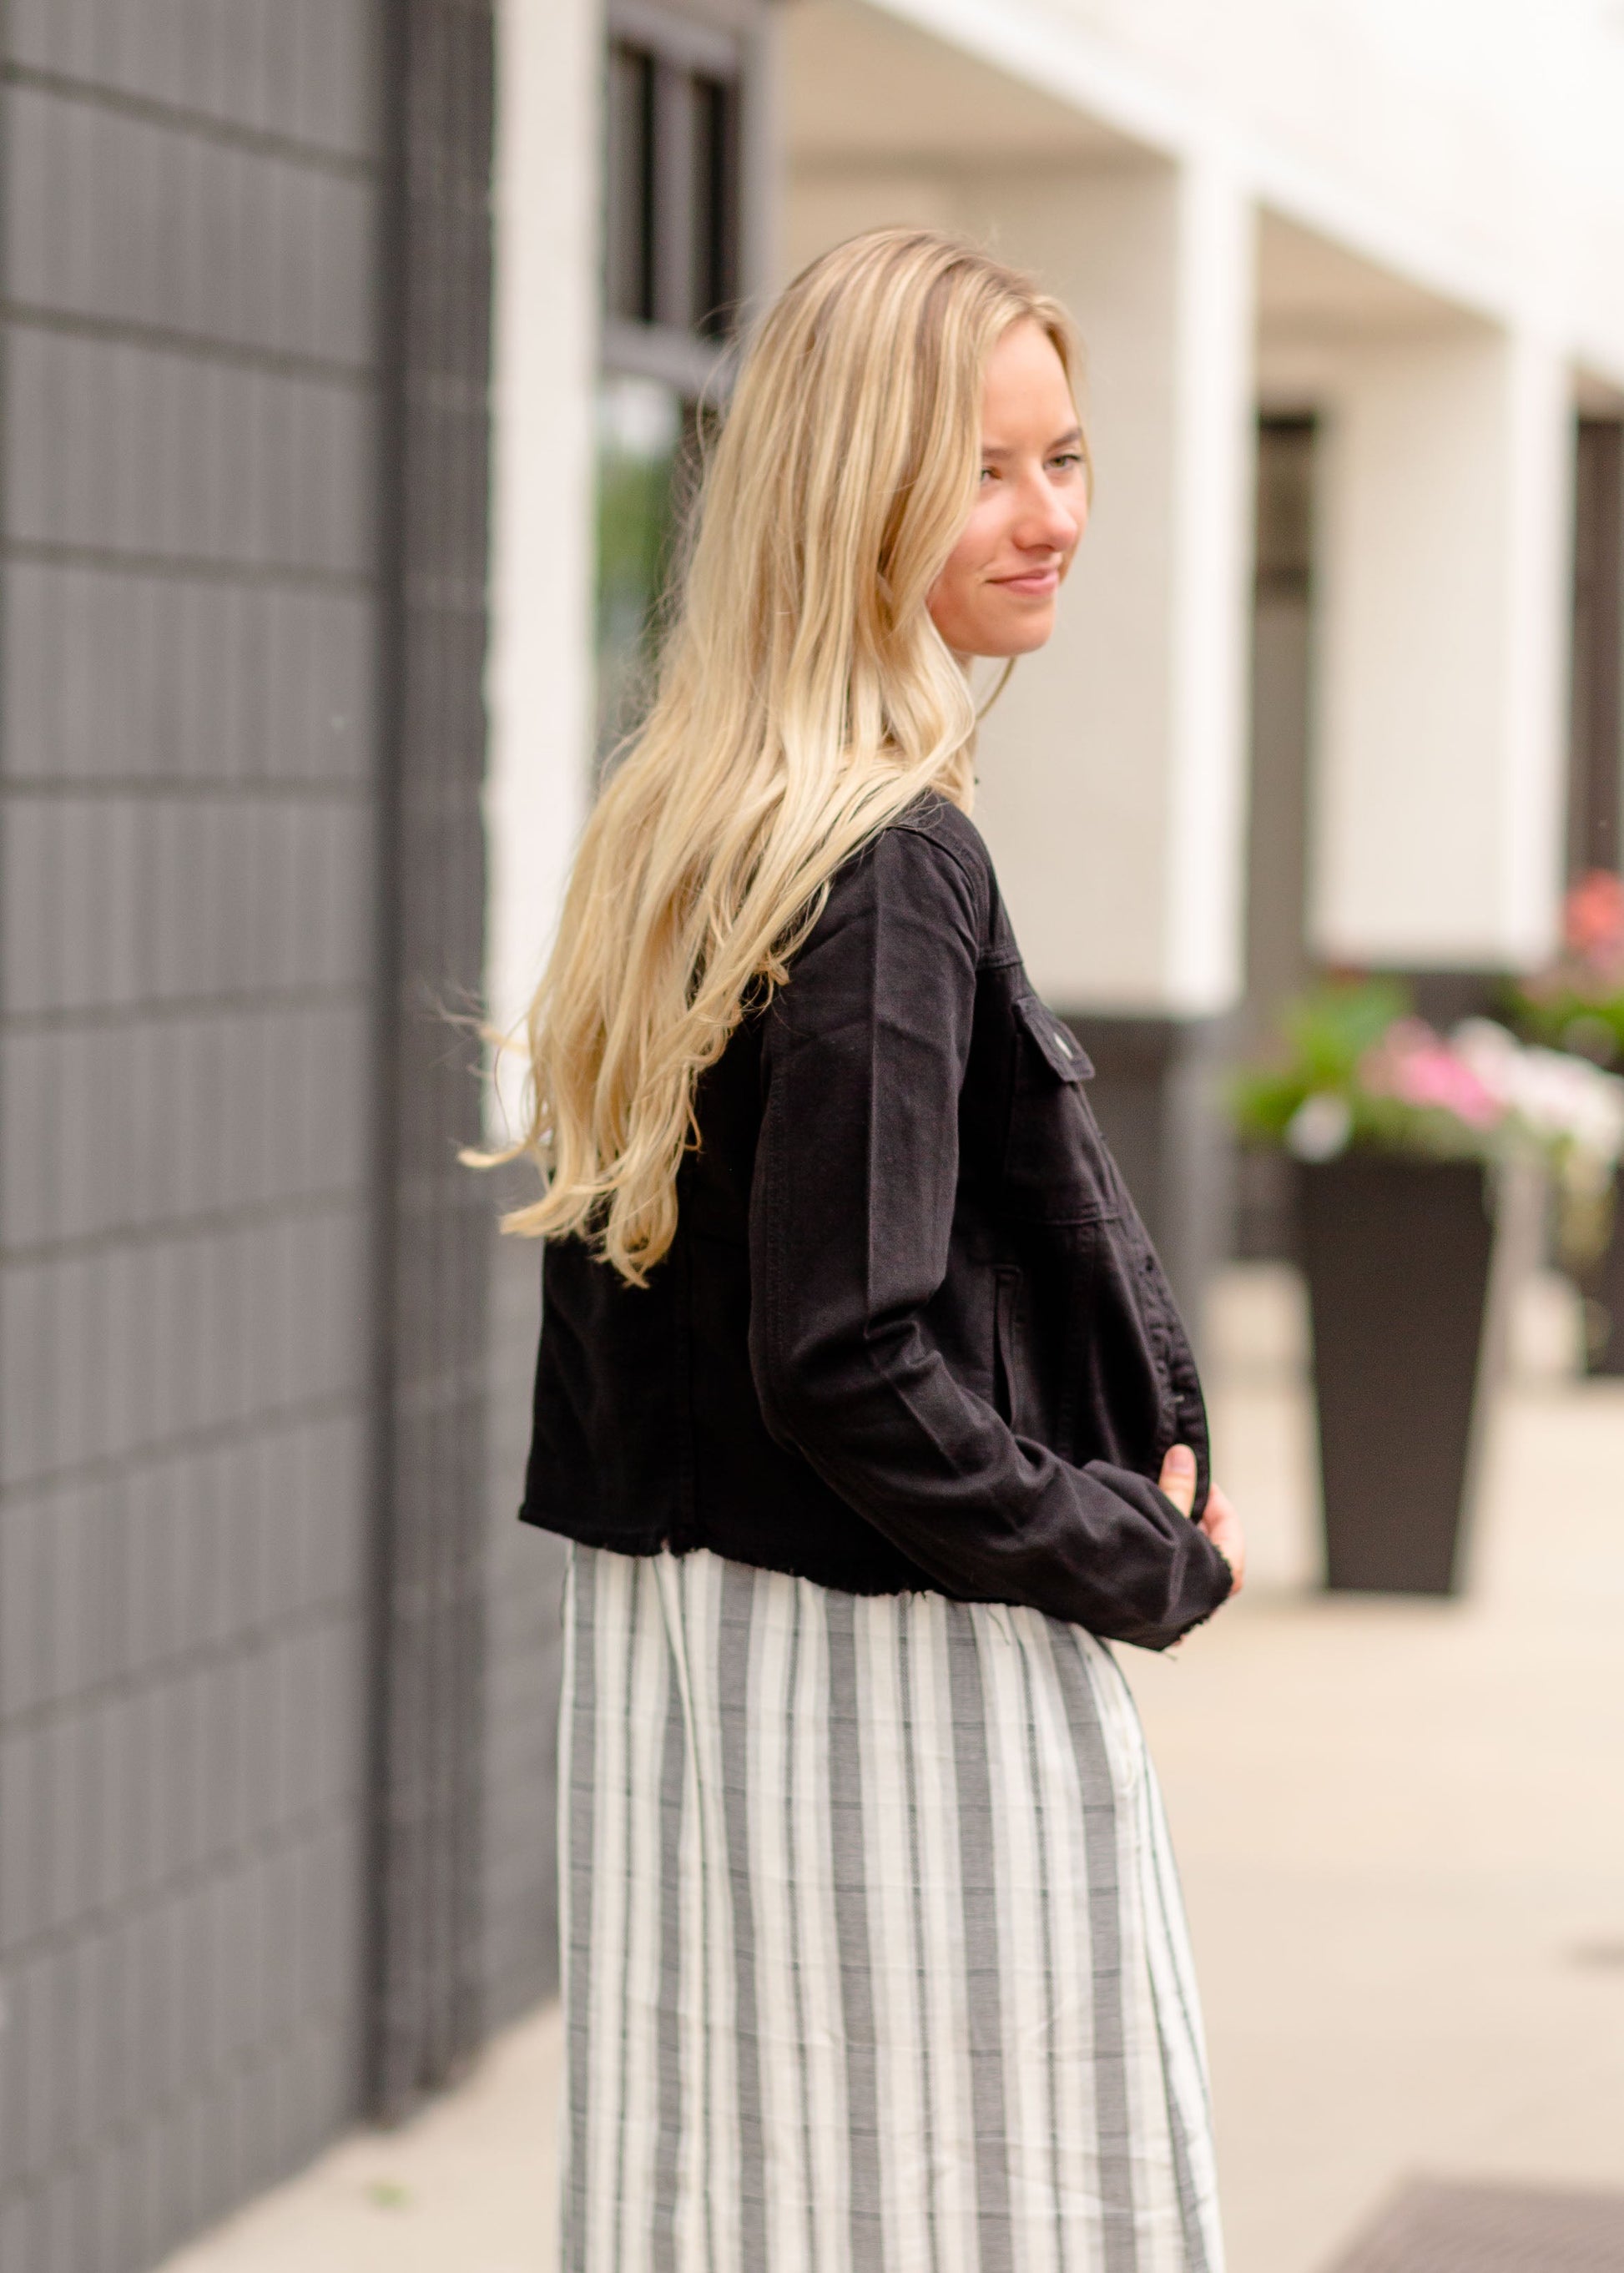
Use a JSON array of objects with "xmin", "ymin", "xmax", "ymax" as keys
[{"xmin": 1235, "ymin": 414, "xmax": 1318, "ymax": 1258}]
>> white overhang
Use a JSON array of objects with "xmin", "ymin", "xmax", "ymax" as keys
[{"xmin": 784, "ymin": 0, "xmax": 1624, "ymax": 388}]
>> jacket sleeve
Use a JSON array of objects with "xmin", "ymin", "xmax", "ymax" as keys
[{"xmin": 747, "ymin": 822, "xmax": 1233, "ymax": 1650}]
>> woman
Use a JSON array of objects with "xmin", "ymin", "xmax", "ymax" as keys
[{"xmin": 506, "ymin": 228, "xmax": 1245, "ymax": 2271}]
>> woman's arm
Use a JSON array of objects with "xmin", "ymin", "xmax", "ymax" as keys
[{"xmin": 747, "ymin": 821, "xmax": 1233, "ymax": 1650}]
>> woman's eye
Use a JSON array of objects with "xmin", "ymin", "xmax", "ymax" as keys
[
  {"xmin": 1049, "ymin": 452, "xmax": 1083, "ymax": 472},
  {"xmin": 978, "ymin": 465, "xmax": 998, "ymax": 485}
]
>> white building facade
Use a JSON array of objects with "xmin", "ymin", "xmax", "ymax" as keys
[{"xmin": 496, "ymin": 0, "xmax": 1624, "ymax": 1295}]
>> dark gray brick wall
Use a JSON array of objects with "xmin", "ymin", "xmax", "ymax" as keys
[
  {"xmin": 0, "ymin": 3, "xmax": 557, "ymax": 2260},
  {"xmin": 366, "ymin": 0, "xmax": 525, "ymax": 2119},
  {"xmin": 8, "ymin": 0, "xmax": 377, "ymax": 154},
  {"xmin": 0, "ymin": 5, "xmax": 385, "ymax": 2266}
]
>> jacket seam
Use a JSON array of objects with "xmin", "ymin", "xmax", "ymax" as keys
[{"xmin": 889, "ymin": 811, "xmax": 993, "ymax": 948}]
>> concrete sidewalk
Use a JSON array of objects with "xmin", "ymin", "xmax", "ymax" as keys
[
  {"xmin": 155, "ymin": 2003, "xmax": 562, "ymax": 2273},
  {"xmin": 1129, "ymin": 1265, "xmax": 1624, "ymax": 2270},
  {"xmin": 159, "ymin": 1266, "xmax": 1624, "ymax": 2273}
]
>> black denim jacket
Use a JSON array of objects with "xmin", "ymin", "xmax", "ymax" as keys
[{"xmin": 520, "ymin": 795, "xmax": 1233, "ymax": 1649}]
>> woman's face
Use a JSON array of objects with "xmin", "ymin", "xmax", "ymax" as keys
[{"xmin": 926, "ymin": 318, "xmax": 1087, "ymax": 659}]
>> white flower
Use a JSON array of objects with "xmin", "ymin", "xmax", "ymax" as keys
[
  {"xmin": 1450, "ymin": 1019, "xmax": 1624, "ymax": 1174},
  {"xmin": 1450, "ymin": 1018, "xmax": 1522, "ymax": 1106},
  {"xmin": 1285, "ymin": 1091, "xmax": 1353, "ymax": 1162}
]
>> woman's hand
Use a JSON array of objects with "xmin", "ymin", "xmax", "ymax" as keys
[{"xmin": 1157, "ymin": 1444, "xmax": 1246, "ymax": 1599}]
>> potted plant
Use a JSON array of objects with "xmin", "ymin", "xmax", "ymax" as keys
[
  {"xmin": 1233, "ymin": 981, "xmax": 1624, "ymax": 1595},
  {"xmin": 1506, "ymin": 869, "xmax": 1624, "ymax": 1373}
]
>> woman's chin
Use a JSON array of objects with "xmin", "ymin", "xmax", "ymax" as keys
[
  {"xmin": 934, "ymin": 602, "xmax": 1060, "ymax": 661},
  {"xmin": 981, "ymin": 607, "xmax": 1058, "ymax": 658}
]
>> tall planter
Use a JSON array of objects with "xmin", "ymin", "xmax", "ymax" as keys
[
  {"xmin": 1299, "ymin": 1154, "xmax": 1497, "ymax": 1595},
  {"xmin": 1576, "ymin": 1174, "xmax": 1624, "ymax": 1376}
]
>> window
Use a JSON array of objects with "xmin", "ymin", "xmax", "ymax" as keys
[
  {"xmin": 603, "ymin": 36, "xmax": 739, "ymax": 348},
  {"xmin": 594, "ymin": 1, "xmax": 755, "ymax": 769},
  {"xmin": 594, "ymin": 375, "xmax": 688, "ymax": 763},
  {"xmin": 1569, "ymin": 420, "xmax": 1624, "ymax": 879}
]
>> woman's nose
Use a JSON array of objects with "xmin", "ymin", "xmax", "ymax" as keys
[{"xmin": 1015, "ymin": 474, "xmax": 1081, "ymax": 555}]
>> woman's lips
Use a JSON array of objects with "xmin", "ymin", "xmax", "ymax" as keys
[{"xmin": 992, "ymin": 567, "xmax": 1061, "ymax": 596}]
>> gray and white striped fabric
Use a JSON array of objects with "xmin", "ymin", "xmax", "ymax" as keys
[{"xmin": 558, "ymin": 1543, "xmax": 1223, "ymax": 2273}]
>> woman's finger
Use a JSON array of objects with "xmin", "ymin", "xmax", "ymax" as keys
[
  {"xmin": 1157, "ymin": 1441, "xmax": 1198, "ymax": 1517},
  {"xmin": 1200, "ymin": 1484, "xmax": 1246, "ymax": 1595}
]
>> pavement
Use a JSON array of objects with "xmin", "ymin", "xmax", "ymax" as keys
[
  {"xmin": 159, "ymin": 1263, "xmax": 1624, "ymax": 2273},
  {"xmin": 154, "ymin": 2005, "xmax": 562, "ymax": 2273},
  {"xmin": 1129, "ymin": 1264, "xmax": 1624, "ymax": 2271}
]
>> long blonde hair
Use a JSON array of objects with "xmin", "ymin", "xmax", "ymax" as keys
[{"xmin": 494, "ymin": 227, "xmax": 1082, "ymax": 1282}]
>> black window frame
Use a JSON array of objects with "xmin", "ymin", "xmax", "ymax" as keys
[{"xmin": 602, "ymin": 0, "xmax": 753, "ymax": 396}]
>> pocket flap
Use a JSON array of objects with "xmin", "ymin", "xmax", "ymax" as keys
[{"xmin": 1013, "ymin": 995, "xmax": 1094, "ymax": 1082}]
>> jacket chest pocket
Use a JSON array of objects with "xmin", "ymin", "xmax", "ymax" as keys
[{"xmin": 1001, "ymin": 995, "xmax": 1116, "ymax": 1224}]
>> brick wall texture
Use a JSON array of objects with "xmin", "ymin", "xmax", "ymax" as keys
[{"xmin": 0, "ymin": 4, "xmax": 559, "ymax": 2267}]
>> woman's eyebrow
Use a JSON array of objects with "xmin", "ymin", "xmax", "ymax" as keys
[{"xmin": 980, "ymin": 426, "xmax": 1084, "ymax": 457}]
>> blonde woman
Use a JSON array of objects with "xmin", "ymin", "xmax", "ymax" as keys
[{"xmin": 508, "ymin": 228, "xmax": 1245, "ymax": 2270}]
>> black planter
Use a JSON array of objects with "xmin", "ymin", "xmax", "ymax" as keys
[
  {"xmin": 1576, "ymin": 1176, "xmax": 1624, "ymax": 1376},
  {"xmin": 1299, "ymin": 1153, "xmax": 1497, "ymax": 1595}
]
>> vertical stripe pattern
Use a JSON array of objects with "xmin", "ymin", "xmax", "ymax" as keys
[{"xmin": 557, "ymin": 1545, "xmax": 1224, "ymax": 2273}]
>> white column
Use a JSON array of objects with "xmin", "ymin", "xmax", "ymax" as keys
[
  {"xmin": 961, "ymin": 151, "xmax": 1258, "ymax": 1016},
  {"xmin": 484, "ymin": 0, "xmax": 601, "ymax": 1131},
  {"xmin": 1310, "ymin": 325, "xmax": 1571, "ymax": 970}
]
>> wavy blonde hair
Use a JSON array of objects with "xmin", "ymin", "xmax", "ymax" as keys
[{"xmin": 492, "ymin": 227, "xmax": 1082, "ymax": 1281}]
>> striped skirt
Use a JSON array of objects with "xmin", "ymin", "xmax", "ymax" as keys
[{"xmin": 558, "ymin": 1543, "xmax": 1223, "ymax": 2273}]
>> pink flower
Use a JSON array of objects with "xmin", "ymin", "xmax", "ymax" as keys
[
  {"xmin": 1360, "ymin": 1021, "xmax": 1506, "ymax": 1130},
  {"xmin": 1565, "ymin": 869, "xmax": 1624, "ymax": 975}
]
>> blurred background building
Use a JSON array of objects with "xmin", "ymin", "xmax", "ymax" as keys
[{"xmin": 2, "ymin": 2, "xmax": 1623, "ymax": 2270}]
